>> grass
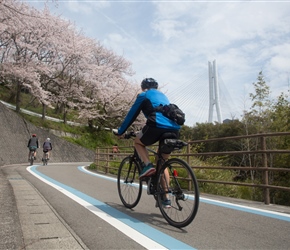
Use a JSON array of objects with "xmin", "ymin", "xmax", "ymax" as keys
[
  {"xmin": 0, "ymin": 85, "xmax": 265, "ymax": 202},
  {"xmin": 0, "ymin": 85, "xmax": 124, "ymax": 150}
]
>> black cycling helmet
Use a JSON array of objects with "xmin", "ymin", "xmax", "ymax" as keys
[{"xmin": 141, "ymin": 78, "xmax": 158, "ymax": 90}]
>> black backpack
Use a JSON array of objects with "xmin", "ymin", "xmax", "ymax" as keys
[{"xmin": 155, "ymin": 103, "xmax": 185, "ymax": 125}]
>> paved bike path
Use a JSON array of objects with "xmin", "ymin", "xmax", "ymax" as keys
[
  {"xmin": 28, "ymin": 165, "xmax": 195, "ymax": 250},
  {"xmin": 2, "ymin": 163, "xmax": 290, "ymax": 250},
  {"xmin": 1, "ymin": 164, "xmax": 88, "ymax": 250}
]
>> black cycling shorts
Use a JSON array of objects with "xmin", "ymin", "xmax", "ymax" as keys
[{"xmin": 138, "ymin": 125, "xmax": 179, "ymax": 146}]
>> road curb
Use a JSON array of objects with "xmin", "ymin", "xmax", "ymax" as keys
[{"xmin": 2, "ymin": 165, "xmax": 89, "ymax": 250}]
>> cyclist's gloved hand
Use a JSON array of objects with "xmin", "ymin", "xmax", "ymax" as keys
[
  {"xmin": 124, "ymin": 131, "xmax": 136, "ymax": 139},
  {"xmin": 112, "ymin": 129, "xmax": 119, "ymax": 135}
]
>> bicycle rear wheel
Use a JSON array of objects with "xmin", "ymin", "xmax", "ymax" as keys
[
  {"xmin": 117, "ymin": 156, "xmax": 142, "ymax": 209},
  {"xmin": 156, "ymin": 158, "xmax": 199, "ymax": 228},
  {"xmin": 30, "ymin": 152, "xmax": 34, "ymax": 166},
  {"xmin": 45, "ymin": 153, "xmax": 48, "ymax": 165}
]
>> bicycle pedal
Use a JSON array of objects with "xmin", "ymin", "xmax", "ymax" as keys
[{"xmin": 147, "ymin": 178, "xmax": 152, "ymax": 195}]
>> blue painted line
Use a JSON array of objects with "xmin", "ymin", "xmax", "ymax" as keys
[
  {"xmin": 30, "ymin": 166, "xmax": 195, "ymax": 250},
  {"xmin": 79, "ymin": 167, "xmax": 290, "ymax": 223},
  {"xmin": 200, "ymin": 198, "xmax": 290, "ymax": 222}
]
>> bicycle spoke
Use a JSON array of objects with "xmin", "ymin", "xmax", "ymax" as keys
[
  {"xmin": 156, "ymin": 158, "xmax": 199, "ymax": 228},
  {"xmin": 117, "ymin": 156, "xmax": 142, "ymax": 209}
]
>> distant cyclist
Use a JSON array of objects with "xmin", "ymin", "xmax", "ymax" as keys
[
  {"xmin": 27, "ymin": 134, "xmax": 39, "ymax": 161},
  {"xmin": 112, "ymin": 144, "xmax": 120, "ymax": 154},
  {"xmin": 42, "ymin": 138, "xmax": 52, "ymax": 160}
]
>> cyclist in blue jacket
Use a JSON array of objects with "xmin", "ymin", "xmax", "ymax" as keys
[{"xmin": 115, "ymin": 78, "xmax": 180, "ymax": 179}]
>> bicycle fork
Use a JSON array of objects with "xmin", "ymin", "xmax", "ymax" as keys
[{"xmin": 124, "ymin": 158, "xmax": 138, "ymax": 184}]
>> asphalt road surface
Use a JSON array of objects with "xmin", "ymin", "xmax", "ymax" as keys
[{"xmin": 3, "ymin": 162, "xmax": 290, "ymax": 250}]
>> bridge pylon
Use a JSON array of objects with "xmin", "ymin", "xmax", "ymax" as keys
[{"xmin": 208, "ymin": 60, "xmax": 222, "ymax": 123}]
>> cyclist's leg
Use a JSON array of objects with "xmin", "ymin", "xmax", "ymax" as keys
[
  {"xmin": 136, "ymin": 125, "xmax": 168, "ymax": 165},
  {"xmin": 157, "ymin": 153, "xmax": 170, "ymax": 200},
  {"xmin": 134, "ymin": 136, "xmax": 150, "ymax": 165},
  {"xmin": 137, "ymin": 126, "xmax": 174, "ymax": 178},
  {"xmin": 157, "ymin": 130, "xmax": 179, "ymax": 201},
  {"xmin": 28, "ymin": 150, "xmax": 32, "ymax": 161},
  {"xmin": 135, "ymin": 136, "xmax": 157, "ymax": 178},
  {"xmin": 29, "ymin": 147, "xmax": 36, "ymax": 160}
]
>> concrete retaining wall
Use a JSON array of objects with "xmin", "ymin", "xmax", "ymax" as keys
[{"xmin": 0, "ymin": 102, "xmax": 95, "ymax": 166}]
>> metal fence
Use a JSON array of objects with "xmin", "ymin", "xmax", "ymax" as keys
[{"xmin": 94, "ymin": 132, "xmax": 290, "ymax": 205}]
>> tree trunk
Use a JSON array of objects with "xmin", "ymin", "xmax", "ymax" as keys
[
  {"xmin": 15, "ymin": 82, "xmax": 21, "ymax": 113},
  {"xmin": 88, "ymin": 119, "xmax": 93, "ymax": 128},
  {"xmin": 42, "ymin": 103, "xmax": 46, "ymax": 120},
  {"xmin": 63, "ymin": 107, "xmax": 67, "ymax": 124}
]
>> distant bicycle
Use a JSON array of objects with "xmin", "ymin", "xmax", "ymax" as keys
[
  {"xmin": 42, "ymin": 151, "xmax": 49, "ymax": 165},
  {"xmin": 28, "ymin": 147, "xmax": 37, "ymax": 166},
  {"xmin": 42, "ymin": 138, "xmax": 52, "ymax": 165},
  {"xmin": 116, "ymin": 131, "xmax": 199, "ymax": 228}
]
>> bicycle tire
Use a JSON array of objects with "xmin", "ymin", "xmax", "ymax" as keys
[
  {"xmin": 30, "ymin": 152, "xmax": 34, "ymax": 166},
  {"xmin": 117, "ymin": 156, "xmax": 142, "ymax": 209},
  {"xmin": 156, "ymin": 158, "xmax": 199, "ymax": 228},
  {"xmin": 45, "ymin": 153, "xmax": 48, "ymax": 165}
]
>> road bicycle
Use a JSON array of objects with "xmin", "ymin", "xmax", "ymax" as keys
[
  {"xmin": 116, "ymin": 131, "xmax": 199, "ymax": 228},
  {"xmin": 42, "ymin": 151, "xmax": 49, "ymax": 165},
  {"xmin": 28, "ymin": 148, "xmax": 36, "ymax": 166}
]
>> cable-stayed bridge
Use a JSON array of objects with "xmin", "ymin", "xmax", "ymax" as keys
[{"xmin": 167, "ymin": 60, "xmax": 241, "ymax": 127}]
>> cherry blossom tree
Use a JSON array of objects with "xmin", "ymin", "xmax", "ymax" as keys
[
  {"xmin": 1, "ymin": 0, "xmax": 141, "ymax": 128},
  {"xmin": 0, "ymin": 0, "xmax": 52, "ymax": 111}
]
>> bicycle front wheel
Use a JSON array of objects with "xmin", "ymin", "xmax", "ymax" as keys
[
  {"xmin": 117, "ymin": 156, "xmax": 142, "ymax": 209},
  {"xmin": 156, "ymin": 158, "xmax": 199, "ymax": 228}
]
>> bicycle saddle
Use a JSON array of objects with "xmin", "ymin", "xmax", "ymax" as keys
[{"xmin": 159, "ymin": 132, "xmax": 186, "ymax": 154}]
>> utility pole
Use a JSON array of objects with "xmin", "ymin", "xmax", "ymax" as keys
[{"xmin": 208, "ymin": 60, "xmax": 222, "ymax": 123}]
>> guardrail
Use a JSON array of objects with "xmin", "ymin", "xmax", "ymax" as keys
[{"xmin": 94, "ymin": 132, "xmax": 290, "ymax": 205}]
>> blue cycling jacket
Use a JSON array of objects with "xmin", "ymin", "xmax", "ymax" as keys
[{"xmin": 118, "ymin": 89, "xmax": 180, "ymax": 135}]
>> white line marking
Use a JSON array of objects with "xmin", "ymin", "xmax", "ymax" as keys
[{"xmin": 27, "ymin": 166, "xmax": 167, "ymax": 250}]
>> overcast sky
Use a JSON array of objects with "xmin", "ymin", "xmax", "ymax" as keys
[{"xmin": 29, "ymin": 0, "xmax": 290, "ymax": 126}]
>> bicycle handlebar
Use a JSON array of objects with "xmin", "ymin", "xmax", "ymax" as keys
[
  {"xmin": 112, "ymin": 129, "xmax": 136, "ymax": 139},
  {"xmin": 113, "ymin": 129, "xmax": 187, "ymax": 152}
]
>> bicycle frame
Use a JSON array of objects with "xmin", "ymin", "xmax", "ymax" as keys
[{"xmin": 116, "ymin": 131, "xmax": 199, "ymax": 227}]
